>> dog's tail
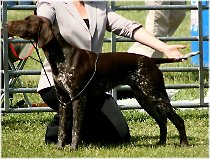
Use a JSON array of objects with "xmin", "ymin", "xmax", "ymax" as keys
[{"xmin": 153, "ymin": 51, "xmax": 200, "ymax": 64}]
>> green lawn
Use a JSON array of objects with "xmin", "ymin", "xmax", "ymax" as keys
[{"xmin": 2, "ymin": 109, "xmax": 208, "ymax": 158}]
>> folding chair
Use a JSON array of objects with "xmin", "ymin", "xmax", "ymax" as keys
[{"xmin": 1, "ymin": 39, "xmax": 34, "ymax": 109}]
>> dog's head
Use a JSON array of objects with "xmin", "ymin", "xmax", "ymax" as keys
[{"xmin": 7, "ymin": 15, "xmax": 53, "ymax": 48}]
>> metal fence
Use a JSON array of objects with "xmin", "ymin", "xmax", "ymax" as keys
[{"xmin": 1, "ymin": 1, "xmax": 209, "ymax": 113}]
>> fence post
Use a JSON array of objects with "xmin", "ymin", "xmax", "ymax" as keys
[
  {"xmin": 198, "ymin": 1, "xmax": 205, "ymax": 106},
  {"xmin": 2, "ymin": 2, "xmax": 10, "ymax": 111},
  {"xmin": 110, "ymin": 1, "xmax": 118, "ymax": 100}
]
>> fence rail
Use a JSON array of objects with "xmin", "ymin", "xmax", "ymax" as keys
[{"xmin": 1, "ymin": 1, "xmax": 209, "ymax": 113}]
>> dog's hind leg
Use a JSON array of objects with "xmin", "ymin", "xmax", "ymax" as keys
[
  {"xmin": 148, "ymin": 109, "xmax": 168, "ymax": 145},
  {"xmin": 164, "ymin": 105, "xmax": 189, "ymax": 146},
  {"xmin": 154, "ymin": 98, "xmax": 189, "ymax": 146},
  {"xmin": 134, "ymin": 85, "xmax": 188, "ymax": 146},
  {"xmin": 131, "ymin": 87, "xmax": 168, "ymax": 145},
  {"xmin": 152, "ymin": 108, "xmax": 168, "ymax": 145},
  {"xmin": 130, "ymin": 66, "xmax": 188, "ymax": 146},
  {"xmin": 148, "ymin": 86, "xmax": 189, "ymax": 146}
]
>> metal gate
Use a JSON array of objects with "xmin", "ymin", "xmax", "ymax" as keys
[{"xmin": 1, "ymin": 1, "xmax": 209, "ymax": 113}]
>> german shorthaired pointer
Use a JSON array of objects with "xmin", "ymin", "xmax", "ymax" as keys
[{"xmin": 7, "ymin": 15, "xmax": 192, "ymax": 150}]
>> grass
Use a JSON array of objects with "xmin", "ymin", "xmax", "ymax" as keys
[
  {"xmin": 1, "ymin": 109, "xmax": 209, "ymax": 158},
  {"xmin": 2, "ymin": 1, "xmax": 209, "ymax": 158}
]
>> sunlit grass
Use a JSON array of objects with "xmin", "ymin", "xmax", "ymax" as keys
[{"xmin": 2, "ymin": 109, "xmax": 208, "ymax": 158}]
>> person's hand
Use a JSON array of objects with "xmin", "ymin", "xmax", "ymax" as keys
[{"xmin": 163, "ymin": 44, "xmax": 186, "ymax": 58}]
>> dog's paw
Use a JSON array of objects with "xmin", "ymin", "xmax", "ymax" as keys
[
  {"xmin": 180, "ymin": 141, "xmax": 190, "ymax": 147},
  {"xmin": 156, "ymin": 141, "xmax": 166, "ymax": 146},
  {"xmin": 56, "ymin": 145, "xmax": 64, "ymax": 150},
  {"xmin": 56, "ymin": 141, "xmax": 65, "ymax": 150},
  {"xmin": 70, "ymin": 143, "xmax": 78, "ymax": 151}
]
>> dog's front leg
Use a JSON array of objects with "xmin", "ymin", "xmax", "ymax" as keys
[
  {"xmin": 71, "ymin": 96, "xmax": 86, "ymax": 150},
  {"xmin": 57, "ymin": 103, "xmax": 68, "ymax": 149}
]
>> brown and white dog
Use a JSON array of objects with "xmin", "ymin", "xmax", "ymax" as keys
[{"xmin": 7, "ymin": 15, "xmax": 192, "ymax": 150}]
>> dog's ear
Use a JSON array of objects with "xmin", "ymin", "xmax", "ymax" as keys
[{"xmin": 37, "ymin": 22, "xmax": 53, "ymax": 48}]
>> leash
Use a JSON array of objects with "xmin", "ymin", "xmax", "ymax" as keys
[
  {"xmin": 30, "ymin": 22, "xmax": 52, "ymax": 87},
  {"xmin": 30, "ymin": 40, "xmax": 52, "ymax": 87}
]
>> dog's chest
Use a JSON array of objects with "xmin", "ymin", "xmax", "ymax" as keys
[{"xmin": 54, "ymin": 66, "xmax": 78, "ymax": 94}]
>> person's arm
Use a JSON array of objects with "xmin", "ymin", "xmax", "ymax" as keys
[
  {"xmin": 36, "ymin": 0, "xmax": 56, "ymax": 23},
  {"xmin": 105, "ymin": 3, "xmax": 142, "ymax": 39},
  {"xmin": 105, "ymin": 3, "xmax": 185, "ymax": 59},
  {"xmin": 133, "ymin": 27, "xmax": 185, "ymax": 58}
]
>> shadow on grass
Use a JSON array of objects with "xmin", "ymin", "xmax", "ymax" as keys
[
  {"xmin": 124, "ymin": 109, "xmax": 208, "ymax": 122},
  {"xmin": 82, "ymin": 134, "xmax": 196, "ymax": 149}
]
